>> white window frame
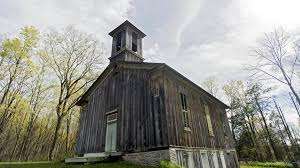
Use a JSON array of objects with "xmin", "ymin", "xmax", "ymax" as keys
[{"xmin": 204, "ymin": 103, "xmax": 214, "ymax": 136}]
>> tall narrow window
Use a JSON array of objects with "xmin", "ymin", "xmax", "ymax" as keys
[
  {"xmin": 201, "ymin": 151, "xmax": 210, "ymax": 167},
  {"xmin": 116, "ymin": 32, "xmax": 122, "ymax": 51},
  {"xmin": 180, "ymin": 93, "xmax": 190, "ymax": 129},
  {"xmin": 132, "ymin": 32, "xmax": 137, "ymax": 52},
  {"xmin": 204, "ymin": 103, "xmax": 214, "ymax": 136}
]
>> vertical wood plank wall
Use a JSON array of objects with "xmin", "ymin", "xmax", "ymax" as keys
[
  {"xmin": 163, "ymin": 71, "xmax": 235, "ymax": 149},
  {"xmin": 76, "ymin": 63, "xmax": 235, "ymax": 156},
  {"xmin": 76, "ymin": 65, "xmax": 169, "ymax": 154}
]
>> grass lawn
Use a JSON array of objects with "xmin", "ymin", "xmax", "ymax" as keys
[
  {"xmin": 240, "ymin": 162, "xmax": 293, "ymax": 168},
  {"xmin": 0, "ymin": 161, "xmax": 153, "ymax": 168},
  {"xmin": 0, "ymin": 161, "xmax": 294, "ymax": 168}
]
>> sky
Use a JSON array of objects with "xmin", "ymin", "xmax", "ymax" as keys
[{"xmin": 0, "ymin": 0, "xmax": 299, "ymax": 126}]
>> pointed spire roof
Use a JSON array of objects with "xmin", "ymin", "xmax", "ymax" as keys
[{"xmin": 108, "ymin": 20, "xmax": 146, "ymax": 38}]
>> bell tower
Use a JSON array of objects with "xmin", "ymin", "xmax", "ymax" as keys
[{"xmin": 109, "ymin": 20, "xmax": 146, "ymax": 63}]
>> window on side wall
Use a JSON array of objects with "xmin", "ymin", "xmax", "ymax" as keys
[
  {"xmin": 204, "ymin": 103, "xmax": 214, "ymax": 136},
  {"xmin": 180, "ymin": 93, "xmax": 190, "ymax": 130}
]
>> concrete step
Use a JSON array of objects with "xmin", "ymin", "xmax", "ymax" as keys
[
  {"xmin": 65, "ymin": 157, "xmax": 88, "ymax": 163},
  {"xmin": 65, "ymin": 156, "xmax": 105, "ymax": 163},
  {"xmin": 107, "ymin": 152, "xmax": 123, "ymax": 157},
  {"xmin": 84, "ymin": 153, "xmax": 106, "ymax": 158},
  {"xmin": 65, "ymin": 152, "xmax": 123, "ymax": 164}
]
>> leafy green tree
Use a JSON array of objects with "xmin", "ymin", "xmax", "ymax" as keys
[
  {"xmin": 0, "ymin": 26, "xmax": 39, "ymax": 135},
  {"xmin": 39, "ymin": 26, "xmax": 105, "ymax": 160}
]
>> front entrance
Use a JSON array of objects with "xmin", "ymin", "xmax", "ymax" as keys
[{"xmin": 105, "ymin": 112, "xmax": 117, "ymax": 152}]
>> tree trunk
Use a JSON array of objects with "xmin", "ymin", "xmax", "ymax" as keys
[
  {"xmin": 274, "ymin": 99, "xmax": 300, "ymax": 162},
  {"xmin": 278, "ymin": 123, "xmax": 293, "ymax": 161},
  {"xmin": 288, "ymin": 83, "xmax": 300, "ymax": 108},
  {"xmin": 48, "ymin": 115, "xmax": 63, "ymax": 160},
  {"xmin": 289, "ymin": 92, "xmax": 300, "ymax": 118},
  {"xmin": 229, "ymin": 110, "xmax": 237, "ymax": 143},
  {"xmin": 274, "ymin": 100, "xmax": 296, "ymax": 145},
  {"xmin": 17, "ymin": 116, "xmax": 34, "ymax": 160},
  {"xmin": 256, "ymin": 99, "xmax": 278, "ymax": 161},
  {"xmin": 0, "ymin": 98, "xmax": 16, "ymax": 135},
  {"xmin": 249, "ymin": 114, "xmax": 265, "ymax": 161},
  {"xmin": 65, "ymin": 115, "xmax": 71, "ymax": 154},
  {"xmin": 0, "ymin": 56, "xmax": 21, "ymax": 105},
  {"xmin": 245, "ymin": 114, "xmax": 262, "ymax": 161}
]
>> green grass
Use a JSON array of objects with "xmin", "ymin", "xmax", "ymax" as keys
[
  {"xmin": 0, "ymin": 161, "xmax": 153, "ymax": 168},
  {"xmin": 0, "ymin": 161, "xmax": 294, "ymax": 168},
  {"xmin": 240, "ymin": 162, "xmax": 293, "ymax": 168}
]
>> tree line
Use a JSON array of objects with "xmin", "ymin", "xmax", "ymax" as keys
[
  {"xmin": 201, "ymin": 28, "xmax": 300, "ymax": 163},
  {"xmin": 0, "ymin": 26, "xmax": 105, "ymax": 161}
]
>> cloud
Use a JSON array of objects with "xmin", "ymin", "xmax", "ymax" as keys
[
  {"xmin": 0, "ymin": 0, "xmax": 134, "ymax": 49},
  {"xmin": 1, "ymin": 0, "xmax": 300, "ymax": 126}
]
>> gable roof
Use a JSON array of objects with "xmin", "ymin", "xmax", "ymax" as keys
[
  {"xmin": 76, "ymin": 61, "xmax": 229, "ymax": 108},
  {"xmin": 76, "ymin": 61, "xmax": 162, "ymax": 106}
]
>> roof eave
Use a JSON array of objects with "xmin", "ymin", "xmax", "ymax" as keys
[
  {"xmin": 108, "ymin": 20, "xmax": 146, "ymax": 38},
  {"xmin": 159, "ymin": 64, "xmax": 230, "ymax": 109}
]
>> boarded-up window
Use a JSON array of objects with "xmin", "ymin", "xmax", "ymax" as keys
[
  {"xmin": 204, "ymin": 103, "xmax": 214, "ymax": 136},
  {"xmin": 180, "ymin": 93, "xmax": 190, "ymax": 128}
]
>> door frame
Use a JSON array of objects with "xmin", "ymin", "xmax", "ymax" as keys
[{"xmin": 105, "ymin": 109, "xmax": 118, "ymax": 152}]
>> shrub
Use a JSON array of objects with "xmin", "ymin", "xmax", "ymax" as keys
[{"xmin": 160, "ymin": 160, "xmax": 181, "ymax": 168}]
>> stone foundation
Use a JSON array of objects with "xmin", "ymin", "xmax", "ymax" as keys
[
  {"xmin": 122, "ymin": 149, "xmax": 170, "ymax": 167},
  {"xmin": 122, "ymin": 147, "xmax": 239, "ymax": 168}
]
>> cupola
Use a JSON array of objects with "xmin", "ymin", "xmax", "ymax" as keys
[{"xmin": 109, "ymin": 20, "xmax": 146, "ymax": 63}]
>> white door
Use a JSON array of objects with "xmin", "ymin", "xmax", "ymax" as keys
[{"xmin": 105, "ymin": 113, "xmax": 117, "ymax": 152}]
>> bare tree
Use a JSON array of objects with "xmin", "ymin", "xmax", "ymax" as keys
[
  {"xmin": 250, "ymin": 28, "xmax": 300, "ymax": 109},
  {"xmin": 39, "ymin": 26, "xmax": 105, "ymax": 160},
  {"xmin": 201, "ymin": 76, "xmax": 219, "ymax": 97}
]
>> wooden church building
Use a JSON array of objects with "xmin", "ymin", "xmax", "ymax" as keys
[{"xmin": 75, "ymin": 20, "xmax": 239, "ymax": 168}]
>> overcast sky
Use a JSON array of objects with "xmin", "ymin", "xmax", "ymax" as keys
[{"xmin": 0, "ymin": 0, "xmax": 299, "ymax": 126}]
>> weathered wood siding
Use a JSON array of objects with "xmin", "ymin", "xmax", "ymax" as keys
[
  {"xmin": 76, "ymin": 65, "xmax": 168, "ymax": 154},
  {"xmin": 76, "ymin": 62, "xmax": 235, "ymax": 156},
  {"xmin": 162, "ymin": 71, "xmax": 234, "ymax": 149}
]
